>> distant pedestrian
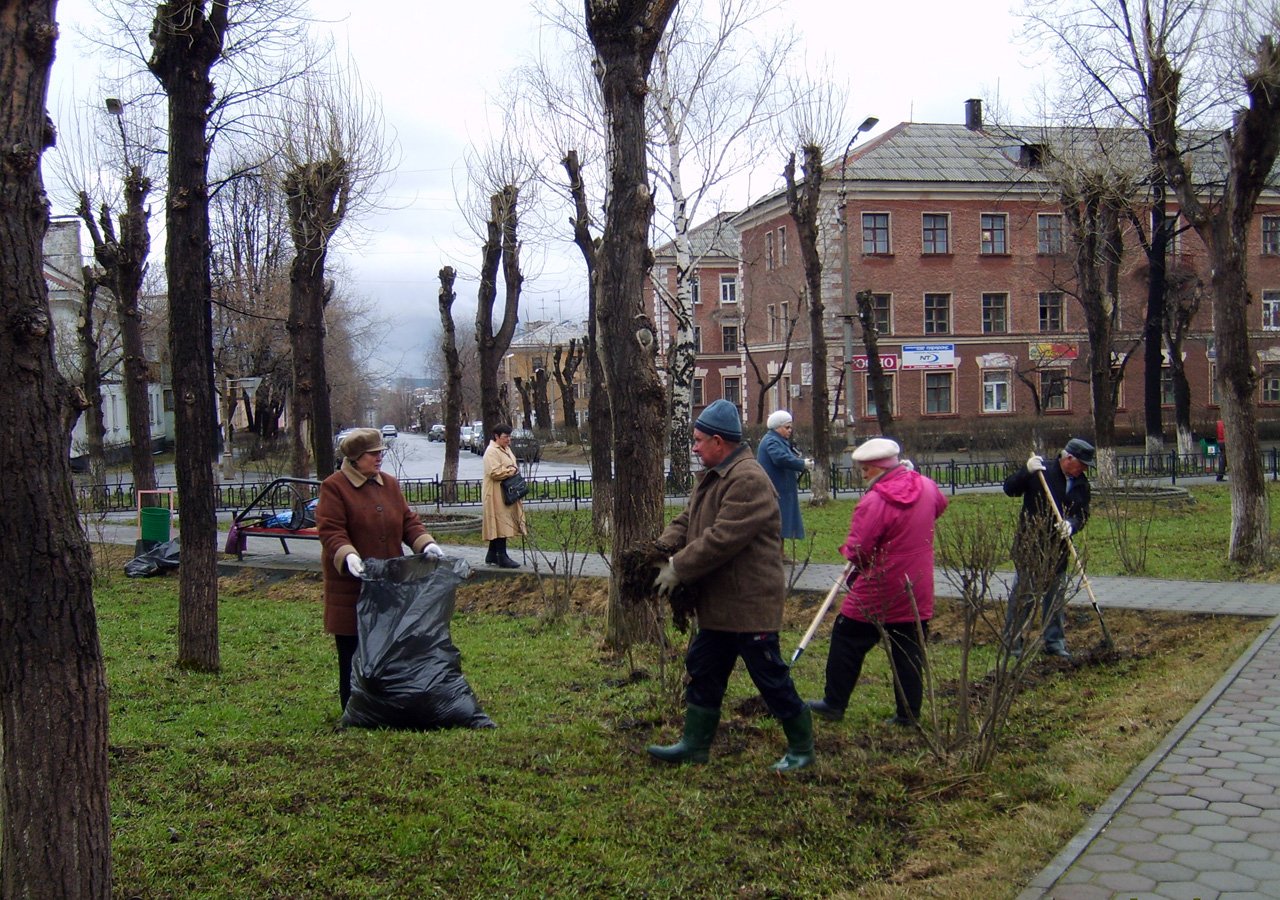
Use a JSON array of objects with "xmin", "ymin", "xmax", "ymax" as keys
[
  {"xmin": 1003, "ymin": 437, "xmax": 1094, "ymax": 659},
  {"xmin": 1216, "ymin": 419, "xmax": 1227, "ymax": 481},
  {"xmin": 646, "ymin": 399, "xmax": 814, "ymax": 773},
  {"xmin": 482, "ymin": 423, "xmax": 526, "ymax": 568},
  {"xmin": 757, "ymin": 410, "xmax": 813, "ymax": 542},
  {"xmin": 807, "ymin": 438, "xmax": 948, "ymax": 727}
]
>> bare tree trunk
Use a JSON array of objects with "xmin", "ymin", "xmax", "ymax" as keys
[
  {"xmin": 149, "ymin": 0, "xmax": 228, "ymax": 671},
  {"xmin": 562, "ymin": 149, "xmax": 614, "ymax": 535},
  {"xmin": 438, "ymin": 268, "xmax": 464, "ymax": 499},
  {"xmin": 78, "ymin": 166, "xmax": 158, "ymax": 493},
  {"xmin": 0, "ymin": 4, "xmax": 112, "ymax": 894},
  {"xmin": 514, "ymin": 377, "xmax": 534, "ymax": 429},
  {"xmin": 1143, "ymin": 195, "xmax": 1168, "ymax": 454},
  {"xmin": 532, "ymin": 367, "xmax": 553, "ymax": 431},
  {"xmin": 857, "ymin": 288, "xmax": 894, "ymax": 433},
  {"xmin": 586, "ymin": 0, "xmax": 677, "ymax": 648},
  {"xmin": 78, "ymin": 271, "xmax": 110, "ymax": 485},
  {"xmin": 286, "ymin": 246, "xmax": 327, "ymax": 476},
  {"xmin": 552, "ymin": 340, "xmax": 584, "ymax": 441},
  {"xmin": 475, "ymin": 188, "xmax": 522, "ymax": 440},
  {"xmin": 784, "ymin": 145, "xmax": 831, "ymax": 502}
]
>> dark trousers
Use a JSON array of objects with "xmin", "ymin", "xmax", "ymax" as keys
[
  {"xmin": 336, "ymin": 634, "xmax": 358, "ymax": 710},
  {"xmin": 685, "ymin": 628, "xmax": 805, "ymax": 721},
  {"xmin": 823, "ymin": 616, "xmax": 929, "ymax": 719}
]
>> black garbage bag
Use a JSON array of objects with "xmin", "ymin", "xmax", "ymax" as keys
[
  {"xmin": 124, "ymin": 539, "xmax": 181, "ymax": 578},
  {"xmin": 341, "ymin": 555, "xmax": 496, "ymax": 730}
]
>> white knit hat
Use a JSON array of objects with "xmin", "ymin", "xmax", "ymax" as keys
[
  {"xmin": 766, "ymin": 410, "xmax": 793, "ymax": 429},
  {"xmin": 852, "ymin": 437, "xmax": 901, "ymax": 468}
]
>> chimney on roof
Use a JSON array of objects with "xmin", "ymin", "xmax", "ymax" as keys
[{"xmin": 965, "ymin": 98, "xmax": 983, "ymax": 131}]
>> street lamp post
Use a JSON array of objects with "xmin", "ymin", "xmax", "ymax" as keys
[{"xmin": 838, "ymin": 116, "xmax": 879, "ymax": 455}]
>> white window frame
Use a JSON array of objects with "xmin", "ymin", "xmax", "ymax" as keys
[
  {"xmin": 719, "ymin": 274, "xmax": 738, "ymax": 306},
  {"xmin": 982, "ymin": 369, "xmax": 1011, "ymax": 413},
  {"xmin": 1263, "ymin": 290, "xmax": 1280, "ymax": 330}
]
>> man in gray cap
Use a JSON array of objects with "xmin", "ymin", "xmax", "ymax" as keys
[
  {"xmin": 646, "ymin": 398, "xmax": 814, "ymax": 773},
  {"xmin": 1003, "ymin": 437, "xmax": 1094, "ymax": 658}
]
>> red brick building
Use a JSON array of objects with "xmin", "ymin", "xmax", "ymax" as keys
[{"xmin": 657, "ymin": 101, "xmax": 1280, "ymax": 449}]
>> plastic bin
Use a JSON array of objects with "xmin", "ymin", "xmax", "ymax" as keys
[{"xmin": 140, "ymin": 506, "xmax": 171, "ymax": 543}]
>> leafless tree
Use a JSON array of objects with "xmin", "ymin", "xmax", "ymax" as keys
[
  {"xmin": 437, "ymin": 267, "xmax": 465, "ymax": 495},
  {"xmin": 552, "ymin": 340, "xmax": 585, "ymax": 441},
  {"xmin": 856, "ymin": 289, "xmax": 895, "ymax": 434},
  {"xmin": 270, "ymin": 61, "xmax": 392, "ymax": 476},
  {"xmin": 1148, "ymin": 7, "xmax": 1280, "ymax": 565},
  {"xmin": 585, "ymin": 0, "xmax": 679, "ymax": 648},
  {"xmin": 779, "ymin": 68, "xmax": 849, "ymax": 504},
  {"xmin": 0, "ymin": 3, "xmax": 111, "ymax": 894}
]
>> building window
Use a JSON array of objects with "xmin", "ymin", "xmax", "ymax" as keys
[
  {"xmin": 692, "ymin": 378, "xmax": 704, "ymax": 406},
  {"xmin": 924, "ymin": 293, "xmax": 951, "ymax": 334},
  {"xmin": 868, "ymin": 293, "xmax": 891, "ymax": 335},
  {"xmin": 982, "ymin": 293, "xmax": 1008, "ymax": 333},
  {"xmin": 1161, "ymin": 365, "xmax": 1176, "ymax": 405},
  {"xmin": 722, "ymin": 325, "xmax": 739, "ymax": 353},
  {"xmin": 765, "ymin": 232, "xmax": 774, "ymax": 270},
  {"xmin": 1264, "ymin": 216, "xmax": 1280, "ymax": 256},
  {"xmin": 723, "ymin": 377, "xmax": 741, "ymax": 405},
  {"xmin": 720, "ymin": 274, "xmax": 737, "ymax": 305},
  {"xmin": 1038, "ymin": 214, "xmax": 1064, "ymax": 254},
  {"xmin": 767, "ymin": 304, "xmax": 777, "ymax": 341},
  {"xmin": 862, "ymin": 213, "xmax": 890, "ymax": 254},
  {"xmin": 693, "ymin": 326, "xmax": 702, "ymax": 353},
  {"xmin": 865, "ymin": 373, "xmax": 894, "ymax": 417},
  {"xmin": 925, "ymin": 372, "xmax": 954, "ymax": 414},
  {"xmin": 778, "ymin": 225, "xmax": 787, "ymax": 265},
  {"xmin": 1264, "ymin": 366, "xmax": 1280, "ymax": 404},
  {"xmin": 1041, "ymin": 370, "xmax": 1068, "ymax": 411},
  {"xmin": 980, "ymin": 213, "xmax": 1008, "ymax": 254},
  {"xmin": 1264, "ymin": 291, "xmax": 1280, "ymax": 330},
  {"xmin": 1039, "ymin": 291, "xmax": 1064, "ymax": 333},
  {"xmin": 983, "ymin": 370, "xmax": 1011, "ymax": 413},
  {"xmin": 922, "ymin": 214, "xmax": 949, "ymax": 254},
  {"xmin": 780, "ymin": 301, "xmax": 789, "ymax": 334},
  {"xmin": 690, "ymin": 273, "xmax": 701, "ymax": 305}
]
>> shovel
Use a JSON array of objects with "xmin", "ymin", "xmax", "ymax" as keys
[{"xmin": 790, "ymin": 562, "xmax": 857, "ymax": 666}]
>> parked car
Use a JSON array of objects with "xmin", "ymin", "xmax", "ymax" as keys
[
  {"xmin": 381, "ymin": 424, "xmax": 398, "ymax": 440},
  {"xmin": 510, "ymin": 428, "xmax": 541, "ymax": 463},
  {"xmin": 428, "ymin": 423, "xmax": 445, "ymax": 441},
  {"xmin": 458, "ymin": 425, "xmax": 476, "ymax": 449}
]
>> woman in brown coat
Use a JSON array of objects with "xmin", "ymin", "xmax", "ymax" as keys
[
  {"xmin": 316, "ymin": 428, "xmax": 442, "ymax": 709},
  {"xmin": 481, "ymin": 423, "xmax": 526, "ymax": 568}
]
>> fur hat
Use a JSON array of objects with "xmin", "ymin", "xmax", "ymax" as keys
[
  {"xmin": 766, "ymin": 410, "xmax": 793, "ymax": 430},
  {"xmin": 852, "ymin": 437, "xmax": 901, "ymax": 468},
  {"xmin": 694, "ymin": 399, "xmax": 742, "ymax": 442},
  {"xmin": 1063, "ymin": 437, "xmax": 1095, "ymax": 467},
  {"xmin": 339, "ymin": 428, "xmax": 387, "ymax": 460}
]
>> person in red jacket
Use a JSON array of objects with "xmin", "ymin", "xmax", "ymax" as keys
[
  {"xmin": 316, "ymin": 428, "xmax": 443, "ymax": 710},
  {"xmin": 808, "ymin": 437, "xmax": 948, "ymax": 727}
]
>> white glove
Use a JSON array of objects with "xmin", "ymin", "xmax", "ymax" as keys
[
  {"xmin": 422, "ymin": 542, "xmax": 445, "ymax": 559},
  {"xmin": 344, "ymin": 553, "xmax": 365, "ymax": 577},
  {"xmin": 803, "ymin": 457, "xmax": 814, "ymax": 471},
  {"xmin": 1056, "ymin": 520, "xmax": 1074, "ymax": 540},
  {"xmin": 652, "ymin": 558, "xmax": 679, "ymax": 598},
  {"xmin": 1026, "ymin": 454, "xmax": 1046, "ymax": 474}
]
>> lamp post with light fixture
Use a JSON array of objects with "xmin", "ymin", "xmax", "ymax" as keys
[{"xmin": 837, "ymin": 116, "xmax": 879, "ymax": 454}]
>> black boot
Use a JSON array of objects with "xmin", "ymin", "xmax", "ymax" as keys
[
  {"xmin": 497, "ymin": 537, "xmax": 520, "ymax": 569},
  {"xmin": 647, "ymin": 705, "xmax": 720, "ymax": 764},
  {"xmin": 486, "ymin": 539, "xmax": 500, "ymax": 565}
]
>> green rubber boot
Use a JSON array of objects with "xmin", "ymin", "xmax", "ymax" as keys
[
  {"xmin": 772, "ymin": 707, "xmax": 815, "ymax": 773},
  {"xmin": 646, "ymin": 705, "xmax": 720, "ymax": 764}
]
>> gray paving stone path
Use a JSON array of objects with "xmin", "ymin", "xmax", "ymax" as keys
[{"xmin": 104, "ymin": 521, "xmax": 1280, "ymax": 897}]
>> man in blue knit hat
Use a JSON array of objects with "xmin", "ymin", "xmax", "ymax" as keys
[{"xmin": 646, "ymin": 399, "xmax": 814, "ymax": 773}]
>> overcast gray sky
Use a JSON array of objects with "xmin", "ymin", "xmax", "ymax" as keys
[{"xmin": 48, "ymin": 0, "xmax": 1049, "ymax": 379}]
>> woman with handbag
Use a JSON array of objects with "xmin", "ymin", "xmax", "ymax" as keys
[{"xmin": 482, "ymin": 423, "xmax": 526, "ymax": 568}]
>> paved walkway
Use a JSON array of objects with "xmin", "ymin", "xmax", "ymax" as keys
[{"xmin": 106, "ymin": 522, "xmax": 1280, "ymax": 897}]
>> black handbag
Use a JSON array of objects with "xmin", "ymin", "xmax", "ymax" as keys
[{"xmin": 501, "ymin": 472, "xmax": 528, "ymax": 505}]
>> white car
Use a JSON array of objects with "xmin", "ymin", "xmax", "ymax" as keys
[{"xmin": 381, "ymin": 424, "xmax": 398, "ymax": 440}]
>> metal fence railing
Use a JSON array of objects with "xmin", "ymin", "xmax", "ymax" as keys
[{"xmin": 74, "ymin": 448, "xmax": 1280, "ymax": 514}]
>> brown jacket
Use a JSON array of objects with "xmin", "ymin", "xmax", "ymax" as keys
[
  {"xmin": 481, "ymin": 441, "xmax": 527, "ymax": 541},
  {"xmin": 657, "ymin": 444, "xmax": 785, "ymax": 632},
  {"xmin": 316, "ymin": 460, "xmax": 433, "ymax": 635}
]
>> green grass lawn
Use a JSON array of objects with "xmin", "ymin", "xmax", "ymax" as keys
[{"xmin": 97, "ymin": 566, "xmax": 1265, "ymax": 898}]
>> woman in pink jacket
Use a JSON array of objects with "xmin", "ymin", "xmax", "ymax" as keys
[{"xmin": 807, "ymin": 438, "xmax": 948, "ymax": 727}]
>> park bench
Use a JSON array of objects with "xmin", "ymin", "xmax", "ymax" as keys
[{"xmin": 226, "ymin": 477, "xmax": 323, "ymax": 560}]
